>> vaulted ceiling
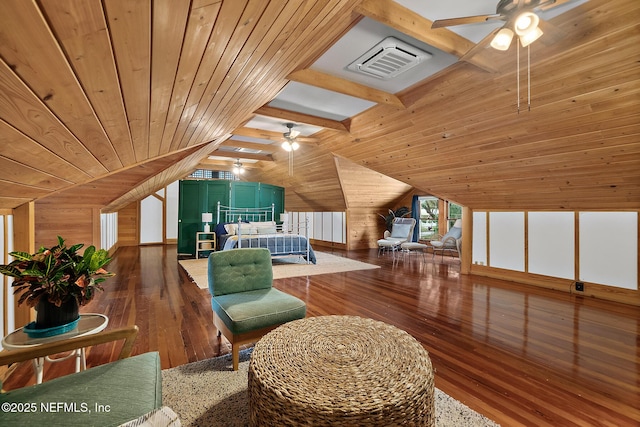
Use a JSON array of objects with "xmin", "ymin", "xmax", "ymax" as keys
[{"xmin": 0, "ymin": 0, "xmax": 638, "ymax": 214}]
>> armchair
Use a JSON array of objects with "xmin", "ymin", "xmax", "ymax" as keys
[
  {"xmin": 377, "ymin": 218, "xmax": 417, "ymax": 256},
  {"xmin": 208, "ymin": 248, "xmax": 306, "ymax": 370},
  {"xmin": 0, "ymin": 326, "xmax": 172, "ymax": 426},
  {"xmin": 430, "ymin": 219, "xmax": 462, "ymax": 260}
]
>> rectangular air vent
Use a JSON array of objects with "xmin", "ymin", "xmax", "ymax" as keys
[{"xmin": 347, "ymin": 37, "xmax": 431, "ymax": 80}]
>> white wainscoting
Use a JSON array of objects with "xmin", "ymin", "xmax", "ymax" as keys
[
  {"xmin": 0, "ymin": 214, "xmax": 15, "ymax": 338},
  {"xmin": 100, "ymin": 212, "xmax": 118, "ymax": 252},
  {"xmin": 288, "ymin": 212, "xmax": 346, "ymax": 244},
  {"xmin": 474, "ymin": 210, "xmax": 638, "ymax": 290},
  {"xmin": 579, "ymin": 212, "xmax": 637, "ymax": 290}
]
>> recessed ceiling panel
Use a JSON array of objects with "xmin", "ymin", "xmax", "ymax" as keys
[
  {"xmin": 229, "ymin": 135, "xmax": 274, "ymax": 145},
  {"xmin": 244, "ymin": 115, "xmax": 323, "ymax": 137},
  {"xmin": 312, "ymin": 18, "xmax": 458, "ymax": 93},
  {"xmin": 268, "ymin": 82, "xmax": 375, "ymax": 121}
]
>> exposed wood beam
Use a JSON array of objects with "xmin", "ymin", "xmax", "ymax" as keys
[
  {"xmin": 287, "ymin": 69, "xmax": 405, "ymax": 108},
  {"xmin": 355, "ymin": 0, "xmax": 498, "ymax": 73},
  {"xmin": 208, "ymin": 150, "xmax": 273, "ymax": 161},
  {"xmin": 232, "ymin": 127, "xmax": 319, "ymax": 144},
  {"xmin": 254, "ymin": 106, "xmax": 350, "ymax": 132}
]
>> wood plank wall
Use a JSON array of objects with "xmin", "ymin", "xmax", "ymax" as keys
[
  {"xmin": 34, "ymin": 203, "xmax": 100, "ymax": 250},
  {"xmin": 250, "ymin": 150, "xmax": 418, "ymax": 250},
  {"xmin": 117, "ymin": 202, "xmax": 139, "ymax": 247}
]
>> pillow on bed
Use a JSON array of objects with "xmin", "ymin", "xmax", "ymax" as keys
[
  {"xmin": 224, "ymin": 223, "xmax": 238, "ymax": 235},
  {"xmin": 250, "ymin": 221, "xmax": 276, "ymax": 227},
  {"xmin": 256, "ymin": 225, "xmax": 277, "ymax": 234},
  {"xmin": 238, "ymin": 223, "xmax": 258, "ymax": 235},
  {"xmin": 251, "ymin": 221, "xmax": 277, "ymax": 234}
]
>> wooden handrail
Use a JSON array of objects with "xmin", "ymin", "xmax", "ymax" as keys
[{"xmin": 0, "ymin": 325, "xmax": 139, "ymax": 367}]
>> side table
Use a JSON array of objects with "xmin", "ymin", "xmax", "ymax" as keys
[
  {"xmin": 196, "ymin": 231, "xmax": 216, "ymax": 258},
  {"xmin": 1, "ymin": 313, "xmax": 109, "ymax": 384}
]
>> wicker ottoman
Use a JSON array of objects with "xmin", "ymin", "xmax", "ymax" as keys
[{"xmin": 248, "ymin": 316, "xmax": 434, "ymax": 426}]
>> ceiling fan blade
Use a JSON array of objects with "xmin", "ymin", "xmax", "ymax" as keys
[
  {"xmin": 536, "ymin": 18, "xmax": 566, "ymax": 45},
  {"xmin": 538, "ymin": 0, "xmax": 574, "ymax": 11},
  {"xmin": 459, "ymin": 27, "xmax": 501, "ymax": 61},
  {"xmin": 431, "ymin": 14, "xmax": 501, "ymax": 29}
]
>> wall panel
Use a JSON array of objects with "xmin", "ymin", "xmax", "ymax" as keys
[
  {"xmin": 472, "ymin": 209, "xmax": 639, "ymax": 305},
  {"xmin": 528, "ymin": 212, "xmax": 574, "ymax": 280},
  {"xmin": 472, "ymin": 211, "xmax": 487, "ymax": 265},
  {"xmin": 0, "ymin": 214, "xmax": 15, "ymax": 338},
  {"xmin": 489, "ymin": 212, "xmax": 525, "ymax": 272},
  {"xmin": 579, "ymin": 212, "xmax": 638, "ymax": 289},
  {"xmin": 140, "ymin": 196, "xmax": 164, "ymax": 244}
]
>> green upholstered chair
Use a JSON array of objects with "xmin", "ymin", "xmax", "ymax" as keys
[
  {"xmin": 208, "ymin": 248, "xmax": 306, "ymax": 370},
  {"xmin": 0, "ymin": 326, "xmax": 167, "ymax": 426}
]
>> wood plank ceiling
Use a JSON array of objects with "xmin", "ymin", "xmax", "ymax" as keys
[{"xmin": 0, "ymin": 0, "xmax": 638, "ymax": 214}]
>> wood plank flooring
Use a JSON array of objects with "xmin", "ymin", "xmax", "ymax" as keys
[{"xmin": 3, "ymin": 245, "xmax": 639, "ymax": 426}]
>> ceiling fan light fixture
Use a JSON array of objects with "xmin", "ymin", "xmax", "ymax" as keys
[
  {"xmin": 491, "ymin": 27, "xmax": 514, "ymax": 51},
  {"xmin": 289, "ymin": 129, "xmax": 300, "ymax": 139},
  {"xmin": 281, "ymin": 141, "xmax": 292, "ymax": 151},
  {"xmin": 514, "ymin": 12, "xmax": 539, "ymax": 36},
  {"xmin": 291, "ymin": 141, "xmax": 300, "ymax": 151},
  {"xmin": 232, "ymin": 159, "xmax": 244, "ymax": 175},
  {"xmin": 519, "ymin": 26, "xmax": 544, "ymax": 47}
]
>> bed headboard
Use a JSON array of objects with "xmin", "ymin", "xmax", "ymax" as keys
[{"xmin": 216, "ymin": 202, "xmax": 275, "ymax": 224}]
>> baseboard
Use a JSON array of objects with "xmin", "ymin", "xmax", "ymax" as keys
[
  {"xmin": 470, "ymin": 265, "xmax": 639, "ymax": 306},
  {"xmin": 309, "ymin": 239, "xmax": 347, "ymax": 250}
]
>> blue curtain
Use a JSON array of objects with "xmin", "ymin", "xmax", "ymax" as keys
[{"xmin": 411, "ymin": 195, "xmax": 420, "ymax": 242}]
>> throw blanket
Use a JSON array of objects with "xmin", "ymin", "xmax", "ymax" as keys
[{"xmin": 223, "ymin": 233, "xmax": 317, "ymax": 264}]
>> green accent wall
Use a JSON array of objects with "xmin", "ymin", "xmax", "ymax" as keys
[{"xmin": 177, "ymin": 180, "xmax": 284, "ymax": 257}]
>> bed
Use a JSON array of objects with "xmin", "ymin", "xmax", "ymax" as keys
[{"xmin": 215, "ymin": 203, "xmax": 316, "ymax": 264}]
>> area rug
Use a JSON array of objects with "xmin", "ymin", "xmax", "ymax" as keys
[
  {"xmin": 162, "ymin": 350, "xmax": 499, "ymax": 427},
  {"xmin": 179, "ymin": 251, "xmax": 380, "ymax": 289}
]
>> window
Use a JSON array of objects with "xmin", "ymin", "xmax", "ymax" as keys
[
  {"xmin": 188, "ymin": 170, "xmax": 238, "ymax": 180},
  {"xmin": 417, "ymin": 197, "xmax": 463, "ymax": 240},
  {"xmin": 448, "ymin": 202, "xmax": 462, "ymax": 229},
  {"xmin": 418, "ymin": 196, "xmax": 439, "ymax": 240}
]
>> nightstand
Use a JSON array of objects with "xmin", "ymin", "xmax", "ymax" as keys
[{"xmin": 196, "ymin": 232, "xmax": 216, "ymax": 259}]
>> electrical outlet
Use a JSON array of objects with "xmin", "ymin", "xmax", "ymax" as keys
[{"xmin": 575, "ymin": 281, "xmax": 584, "ymax": 292}]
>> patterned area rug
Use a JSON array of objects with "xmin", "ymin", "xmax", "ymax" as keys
[
  {"xmin": 162, "ymin": 350, "xmax": 500, "ymax": 427},
  {"xmin": 179, "ymin": 251, "xmax": 380, "ymax": 289}
]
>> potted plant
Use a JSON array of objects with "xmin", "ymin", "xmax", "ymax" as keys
[
  {"xmin": 379, "ymin": 207, "xmax": 411, "ymax": 232},
  {"xmin": 0, "ymin": 236, "xmax": 114, "ymax": 331}
]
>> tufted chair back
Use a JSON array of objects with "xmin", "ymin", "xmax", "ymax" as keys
[{"xmin": 208, "ymin": 248, "xmax": 273, "ymax": 296}]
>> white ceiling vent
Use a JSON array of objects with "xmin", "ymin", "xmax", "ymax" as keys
[{"xmin": 347, "ymin": 37, "xmax": 431, "ymax": 80}]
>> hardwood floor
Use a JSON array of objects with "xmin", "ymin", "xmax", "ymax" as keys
[{"xmin": 3, "ymin": 245, "xmax": 639, "ymax": 426}]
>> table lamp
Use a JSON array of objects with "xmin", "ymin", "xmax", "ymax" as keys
[{"xmin": 202, "ymin": 212, "xmax": 213, "ymax": 233}]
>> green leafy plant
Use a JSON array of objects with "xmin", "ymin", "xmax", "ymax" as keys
[
  {"xmin": 379, "ymin": 207, "xmax": 411, "ymax": 232},
  {"xmin": 0, "ymin": 236, "xmax": 114, "ymax": 308}
]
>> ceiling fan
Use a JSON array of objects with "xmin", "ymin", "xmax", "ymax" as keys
[
  {"xmin": 232, "ymin": 159, "xmax": 244, "ymax": 175},
  {"xmin": 432, "ymin": 0, "xmax": 571, "ymax": 50},
  {"xmin": 281, "ymin": 123, "xmax": 300, "ymax": 176},
  {"xmin": 281, "ymin": 123, "xmax": 300, "ymax": 152}
]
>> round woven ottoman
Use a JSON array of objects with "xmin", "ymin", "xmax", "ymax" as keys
[{"xmin": 248, "ymin": 315, "xmax": 434, "ymax": 426}]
